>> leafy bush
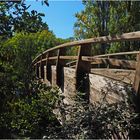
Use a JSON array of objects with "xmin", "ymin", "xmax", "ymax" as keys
[
  {"xmin": 51, "ymin": 94, "xmax": 140, "ymax": 139},
  {"xmin": 0, "ymin": 83, "xmax": 61, "ymax": 139},
  {"xmin": 0, "ymin": 83, "xmax": 140, "ymax": 139}
]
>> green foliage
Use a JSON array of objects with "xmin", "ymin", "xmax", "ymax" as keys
[
  {"xmin": 0, "ymin": 30, "xmax": 67, "ymax": 96},
  {"xmin": 1, "ymin": 88, "xmax": 139, "ymax": 139},
  {"xmin": 0, "ymin": 2, "xmax": 48, "ymax": 39},
  {"xmin": 0, "ymin": 84, "xmax": 60, "ymax": 139},
  {"xmin": 0, "ymin": 2, "xmax": 68, "ymax": 137},
  {"xmin": 74, "ymin": 1, "xmax": 140, "ymax": 54}
]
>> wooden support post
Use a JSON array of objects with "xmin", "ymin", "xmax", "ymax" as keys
[
  {"xmin": 134, "ymin": 53, "xmax": 140, "ymax": 92},
  {"xmin": 36, "ymin": 63, "xmax": 39, "ymax": 78},
  {"xmin": 44, "ymin": 65, "xmax": 46, "ymax": 81},
  {"xmin": 46, "ymin": 52, "xmax": 52, "ymax": 84},
  {"xmin": 133, "ymin": 53, "xmax": 140, "ymax": 108},
  {"xmin": 39, "ymin": 61, "xmax": 41, "ymax": 79},
  {"xmin": 56, "ymin": 48, "xmax": 66, "ymax": 89},
  {"xmin": 75, "ymin": 44, "xmax": 91, "ymax": 100},
  {"xmin": 41, "ymin": 54, "xmax": 46, "ymax": 80},
  {"xmin": 41, "ymin": 62, "xmax": 45, "ymax": 80},
  {"xmin": 107, "ymin": 56, "xmax": 110, "ymax": 68},
  {"xmin": 45, "ymin": 54, "xmax": 48, "ymax": 82},
  {"xmin": 44, "ymin": 55, "xmax": 47, "ymax": 82},
  {"xmin": 39, "ymin": 56, "xmax": 43, "ymax": 80},
  {"xmin": 136, "ymin": 53, "xmax": 139, "ymax": 62}
]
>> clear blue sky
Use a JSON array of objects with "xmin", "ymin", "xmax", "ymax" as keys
[{"xmin": 25, "ymin": 1, "xmax": 84, "ymax": 39}]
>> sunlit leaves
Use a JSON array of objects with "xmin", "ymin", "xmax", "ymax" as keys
[
  {"xmin": 0, "ymin": 1, "xmax": 48, "ymax": 39},
  {"xmin": 74, "ymin": 1, "xmax": 140, "ymax": 53}
]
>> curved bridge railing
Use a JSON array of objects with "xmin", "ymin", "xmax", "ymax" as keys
[{"xmin": 32, "ymin": 31, "xmax": 140, "ymax": 95}]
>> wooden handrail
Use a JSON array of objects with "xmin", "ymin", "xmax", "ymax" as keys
[
  {"xmin": 34, "ymin": 51, "xmax": 139, "ymax": 66},
  {"xmin": 34, "ymin": 56, "xmax": 78, "ymax": 65},
  {"xmin": 94, "ymin": 51, "xmax": 140, "ymax": 58},
  {"xmin": 33, "ymin": 31, "xmax": 140, "ymax": 101},
  {"xmin": 82, "ymin": 57, "xmax": 137, "ymax": 69},
  {"xmin": 34, "ymin": 55, "xmax": 139, "ymax": 72},
  {"xmin": 33, "ymin": 31, "xmax": 140, "ymax": 64},
  {"xmin": 66, "ymin": 60, "xmax": 77, "ymax": 66}
]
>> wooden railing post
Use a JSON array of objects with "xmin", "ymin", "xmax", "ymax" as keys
[
  {"xmin": 44, "ymin": 63, "xmax": 47, "ymax": 81},
  {"xmin": 46, "ymin": 52, "xmax": 52, "ymax": 84},
  {"xmin": 36, "ymin": 63, "xmax": 39, "ymax": 78},
  {"xmin": 136, "ymin": 53, "xmax": 139, "ymax": 62},
  {"xmin": 39, "ymin": 57, "xmax": 42, "ymax": 79},
  {"xmin": 41, "ymin": 54, "xmax": 46, "ymax": 81},
  {"xmin": 56, "ymin": 48, "xmax": 66, "ymax": 88},
  {"xmin": 75, "ymin": 44, "xmax": 91, "ymax": 100},
  {"xmin": 39, "ymin": 56, "xmax": 44, "ymax": 80},
  {"xmin": 107, "ymin": 56, "xmax": 110, "ymax": 68},
  {"xmin": 133, "ymin": 53, "xmax": 140, "ymax": 110},
  {"xmin": 134, "ymin": 53, "xmax": 140, "ymax": 92}
]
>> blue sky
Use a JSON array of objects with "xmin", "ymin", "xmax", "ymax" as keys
[{"xmin": 25, "ymin": 1, "xmax": 84, "ymax": 39}]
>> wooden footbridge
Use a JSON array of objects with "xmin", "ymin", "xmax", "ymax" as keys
[{"xmin": 32, "ymin": 31, "xmax": 140, "ymax": 104}]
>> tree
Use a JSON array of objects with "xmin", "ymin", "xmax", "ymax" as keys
[
  {"xmin": 0, "ymin": 1, "xmax": 69, "ymax": 138},
  {"xmin": 0, "ymin": 1, "xmax": 52, "ymax": 96},
  {"xmin": 0, "ymin": 30, "xmax": 67, "ymax": 95},
  {"xmin": 0, "ymin": 1, "xmax": 48, "ymax": 39},
  {"xmin": 74, "ymin": 1, "xmax": 140, "ymax": 54}
]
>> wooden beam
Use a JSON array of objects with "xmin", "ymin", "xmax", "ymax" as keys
[
  {"xmin": 38, "ymin": 66, "xmax": 41, "ymax": 79},
  {"xmin": 94, "ymin": 51, "xmax": 139, "ymax": 58},
  {"xmin": 56, "ymin": 48, "xmax": 66, "ymax": 88},
  {"xmin": 41, "ymin": 57, "xmax": 45, "ymax": 80},
  {"xmin": 75, "ymin": 44, "xmax": 91, "ymax": 99},
  {"xmin": 66, "ymin": 60, "xmax": 77, "ymax": 66},
  {"xmin": 44, "ymin": 65, "xmax": 46, "ymax": 81},
  {"xmin": 48, "ymin": 56, "xmax": 78, "ymax": 60},
  {"xmin": 133, "ymin": 53, "xmax": 140, "ymax": 111},
  {"xmin": 33, "ymin": 31, "xmax": 140, "ymax": 63},
  {"xmin": 60, "ymin": 56, "xmax": 78, "ymax": 60},
  {"xmin": 39, "ymin": 56, "xmax": 42, "ymax": 79},
  {"xmin": 34, "ymin": 56, "xmax": 78, "ymax": 66},
  {"xmin": 70, "ymin": 65, "xmax": 76, "ymax": 68},
  {"xmin": 46, "ymin": 52, "xmax": 52, "ymax": 84},
  {"xmin": 82, "ymin": 56, "xmax": 137, "ymax": 70},
  {"xmin": 36, "ymin": 63, "xmax": 39, "ymax": 78},
  {"xmin": 45, "ymin": 53, "xmax": 48, "ymax": 82},
  {"xmin": 134, "ymin": 53, "xmax": 140, "ymax": 93},
  {"xmin": 91, "ymin": 69, "xmax": 135, "ymax": 84},
  {"xmin": 48, "ymin": 56, "xmax": 57, "ymax": 60},
  {"xmin": 34, "ymin": 51, "xmax": 139, "ymax": 66},
  {"xmin": 136, "ymin": 53, "xmax": 140, "ymax": 62},
  {"xmin": 34, "ymin": 59, "xmax": 55, "ymax": 66}
]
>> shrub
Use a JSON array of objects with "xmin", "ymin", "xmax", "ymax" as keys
[
  {"xmin": 0, "ymin": 83, "xmax": 61, "ymax": 139},
  {"xmin": 52, "ymin": 93, "xmax": 140, "ymax": 139}
]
